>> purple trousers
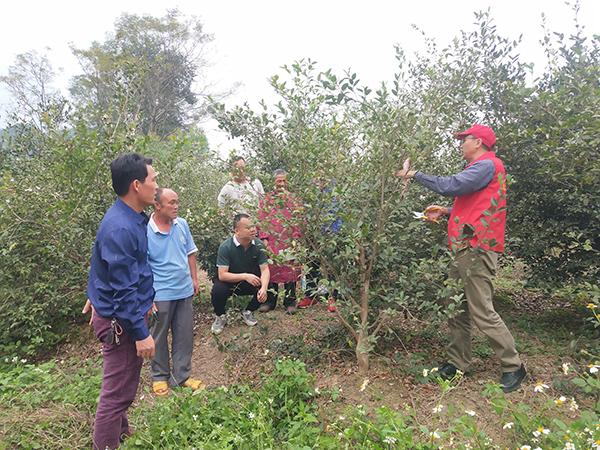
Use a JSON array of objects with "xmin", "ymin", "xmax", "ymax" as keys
[{"xmin": 92, "ymin": 314, "xmax": 143, "ymax": 450}]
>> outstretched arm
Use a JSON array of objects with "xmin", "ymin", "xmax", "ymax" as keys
[{"xmin": 398, "ymin": 160, "xmax": 495, "ymax": 197}]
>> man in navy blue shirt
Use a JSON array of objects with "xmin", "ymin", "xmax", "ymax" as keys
[{"xmin": 83, "ymin": 153, "xmax": 158, "ymax": 450}]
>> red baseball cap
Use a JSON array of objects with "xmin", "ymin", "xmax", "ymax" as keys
[{"xmin": 455, "ymin": 124, "xmax": 496, "ymax": 149}]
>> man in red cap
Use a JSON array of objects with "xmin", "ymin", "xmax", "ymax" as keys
[{"xmin": 396, "ymin": 124, "xmax": 526, "ymax": 393}]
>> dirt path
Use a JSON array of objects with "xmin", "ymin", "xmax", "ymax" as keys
[{"xmin": 190, "ymin": 308, "xmax": 231, "ymax": 386}]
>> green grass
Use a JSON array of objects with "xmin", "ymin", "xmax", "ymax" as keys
[{"xmin": 0, "ymin": 358, "xmax": 101, "ymax": 449}]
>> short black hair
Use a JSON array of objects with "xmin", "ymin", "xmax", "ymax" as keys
[
  {"xmin": 233, "ymin": 212, "xmax": 250, "ymax": 230},
  {"xmin": 231, "ymin": 156, "xmax": 245, "ymax": 166},
  {"xmin": 110, "ymin": 153, "xmax": 153, "ymax": 196}
]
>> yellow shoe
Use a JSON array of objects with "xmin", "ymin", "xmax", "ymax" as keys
[
  {"xmin": 152, "ymin": 380, "xmax": 169, "ymax": 396},
  {"xmin": 182, "ymin": 378, "xmax": 206, "ymax": 391}
]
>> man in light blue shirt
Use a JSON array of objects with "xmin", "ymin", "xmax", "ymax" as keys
[{"xmin": 147, "ymin": 188, "xmax": 204, "ymax": 396}]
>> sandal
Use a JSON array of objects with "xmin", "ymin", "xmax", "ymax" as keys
[
  {"xmin": 152, "ymin": 380, "xmax": 169, "ymax": 396},
  {"xmin": 182, "ymin": 378, "xmax": 206, "ymax": 391}
]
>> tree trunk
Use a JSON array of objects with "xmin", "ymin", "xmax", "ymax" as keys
[{"xmin": 356, "ymin": 332, "xmax": 370, "ymax": 373}]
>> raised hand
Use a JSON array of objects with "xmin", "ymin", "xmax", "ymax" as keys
[{"xmin": 424, "ymin": 205, "xmax": 449, "ymax": 222}]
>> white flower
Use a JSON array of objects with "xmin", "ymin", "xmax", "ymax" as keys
[
  {"xmin": 263, "ymin": 349, "xmax": 270, "ymax": 355},
  {"xmin": 532, "ymin": 427, "xmax": 550, "ymax": 438},
  {"xmin": 533, "ymin": 381, "xmax": 549, "ymax": 393},
  {"xmin": 20, "ymin": 359, "xmax": 27, "ymax": 364},
  {"xmin": 569, "ymin": 397, "xmax": 579, "ymax": 411},
  {"xmin": 314, "ymin": 387, "xmax": 320, "ymax": 394},
  {"xmin": 588, "ymin": 364, "xmax": 599, "ymax": 374},
  {"xmin": 430, "ymin": 367, "xmax": 438, "ymax": 373},
  {"xmin": 554, "ymin": 395, "xmax": 567, "ymax": 405},
  {"xmin": 563, "ymin": 442, "xmax": 575, "ymax": 450},
  {"xmin": 465, "ymin": 409, "xmax": 476, "ymax": 416},
  {"xmin": 432, "ymin": 404, "xmax": 443, "ymax": 414},
  {"xmin": 430, "ymin": 430, "xmax": 441, "ymax": 439},
  {"xmin": 248, "ymin": 412, "xmax": 255, "ymax": 420},
  {"xmin": 562, "ymin": 362, "xmax": 571, "ymax": 375},
  {"xmin": 359, "ymin": 378, "xmax": 370, "ymax": 392},
  {"xmin": 338, "ymin": 415, "xmax": 345, "ymax": 421},
  {"xmin": 422, "ymin": 369, "xmax": 429, "ymax": 377},
  {"xmin": 383, "ymin": 436, "xmax": 397, "ymax": 444},
  {"xmin": 503, "ymin": 422, "xmax": 514, "ymax": 430},
  {"xmin": 192, "ymin": 414, "xmax": 198, "ymax": 421},
  {"xmin": 519, "ymin": 446, "xmax": 531, "ymax": 450}
]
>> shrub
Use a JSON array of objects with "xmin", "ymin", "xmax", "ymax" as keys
[
  {"xmin": 0, "ymin": 121, "xmax": 228, "ymax": 357},
  {"xmin": 124, "ymin": 359, "xmax": 327, "ymax": 449}
]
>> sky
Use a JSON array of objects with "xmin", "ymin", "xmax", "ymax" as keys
[{"xmin": 1, "ymin": 0, "xmax": 598, "ymax": 155}]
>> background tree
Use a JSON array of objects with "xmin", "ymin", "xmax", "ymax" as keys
[
  {"xmin": 70, "ymin": 10, "xmax": 216, "ymax": 137},
  {"xmin": 0, "ymin": 49, "xmax": 66, "ymax": 132},
  {"xmin": 499, "ymin": 14, "xmax": 600, "ymax": 285}
]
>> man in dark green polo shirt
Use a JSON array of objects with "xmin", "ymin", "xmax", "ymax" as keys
[{"xmin": 211, "ymin": 213, "xmax": 270, "ymax": 334}]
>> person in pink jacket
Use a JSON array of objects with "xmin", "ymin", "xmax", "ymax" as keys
[{"xmin": 258, "ymin": 169, "xmax": 302, "ymax": 314}]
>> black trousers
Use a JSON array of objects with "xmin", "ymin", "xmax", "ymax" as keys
[
  {"xmin": 266, "ymin": 282, "xmax": 297, "ymax": 308},
  {"xmin": 211, "ymin": 280, "xmax": 261, "ymax": 316}
]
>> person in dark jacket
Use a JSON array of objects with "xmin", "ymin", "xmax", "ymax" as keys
[{"xmin": 83, "ymin": 153, "xmax": 158, "ymax": 449}]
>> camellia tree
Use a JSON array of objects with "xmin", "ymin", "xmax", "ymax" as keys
[
  {"xmin": 211, "ymin": 12, "xmax": 550, "ymax": 371},
  {"xmin": 70, "ymin": 10, "xmax": 220, "ymax": 137},
  {"xmin": 213, "ymin": 59, "xmax": 466, "ymax": 372}
]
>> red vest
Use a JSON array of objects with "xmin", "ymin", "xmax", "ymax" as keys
[{"xmin": 448, "ymin": 152, "xmax": 507, "ymax": 253}]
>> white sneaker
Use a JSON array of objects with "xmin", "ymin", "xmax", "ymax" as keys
[
  {"xmin": 241, "ymin": 310, "xmax": 257, "ymax": 327},
  {"xmin": 211, "ymin": 314, "xmax": 227, "ymax": 334}
]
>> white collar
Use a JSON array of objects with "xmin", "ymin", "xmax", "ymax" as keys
[
  {"xmin": 230, "ymin": 177, "xmax": 253, "ymax": 186},
  {"xmin": 233, "ymin": 235, "xmax": 255, "ymax": 247},
  {"xmin": 149, "ymin": 213, "xmax": 178, "ymax": 234}
]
